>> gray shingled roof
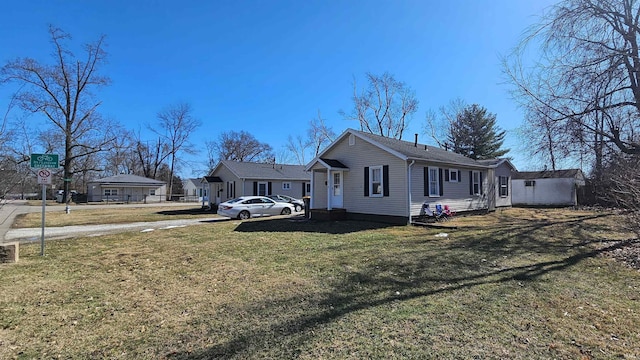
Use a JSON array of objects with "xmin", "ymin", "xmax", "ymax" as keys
[
  {"xmin": 351, "ymin": 129, "xmax": 486, "ymax": 168},
  {"xmin": 88, "ymin": 174, "xmax": 165, "ymax": 185},
  {"xmin": 219, "ymin": 160, "xmax": 309, "ymax": 180},
  {"xmin": 513, "ymin": 169, "xmax": 583, "ymax": 180}
]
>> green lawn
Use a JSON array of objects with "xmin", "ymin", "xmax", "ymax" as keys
[{"xmin": 1, "ymin": 208, "xmax": 638, "ymax": 359}]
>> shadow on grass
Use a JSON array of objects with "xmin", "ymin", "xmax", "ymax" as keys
[
  {"xmin": 233, "ymin": 217, "xmax": 395, "ymax": 234},
  {"xmin": 156, "ymin": 208, "xmax": 216, "ymax": 216},
  {"xmin": 167, "ymin": 211, "xmax": 636, "ymax": 359}
]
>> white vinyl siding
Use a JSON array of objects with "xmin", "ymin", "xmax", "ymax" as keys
[
  {"xmin": 409, "ymin": 166, "xmax": 488, "ymax": 217},
  {"xmin": 317, "ymin": 137, "xmax": 407, "ymax": 217}
]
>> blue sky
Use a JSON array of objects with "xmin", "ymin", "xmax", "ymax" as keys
[{"xmin": 1, "ymin": 0, "xmax": 558, "ymax": 177}]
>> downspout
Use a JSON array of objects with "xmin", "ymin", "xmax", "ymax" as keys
[
  {"xmin": 407, "ymin": 160, "xmax": 415, "ymax": 225},
  {"xmin": 327, "ymin": 169, "xmax": 332, "ymax": 211}
]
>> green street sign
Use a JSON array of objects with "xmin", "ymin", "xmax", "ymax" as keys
[{"xmin": 30, "ymin": 153, "xmax": 59, "ymax": 169}]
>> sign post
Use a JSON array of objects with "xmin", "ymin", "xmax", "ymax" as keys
[{"xmin": 31, "ymin": 154, "xmax": 59, "ymax": 256}]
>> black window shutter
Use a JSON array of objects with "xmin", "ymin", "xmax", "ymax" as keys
[
  {"xmin": 233, "ymin": 181, "xmax": 236, "ymax": 198},
  {"xmin": 253, "ymin": 181, "xmax": 257, "ymax": 196},
  {"xmin": 457, "ymin": 170, "xmax": 461, "ymax": 182},
  {"xmin": 424, "ymin": 167, "xmax": 429, "ymax": 196},
  {"xmin": 445, "ymin": 169, "xmax": 450, "ymax": 182},
  {"xmin": 268, "ymin": 182, "xmax": 272, "ymax": 195},
  {"xmin": 364, "ymin": 167, "xmax": 369, "ymax": 197},
  {"xmin": 506, "ymin": 177, "xmax": 509, "ymax": 196},
  {"xmin": 480, "ymin": 172, "xmax": 484, "ymax": 194},
  {"xmin": 383, "ymin": 165, "xmax": 389, "ymax": 196},
  {"xmin": 439, "ymin": 168, "xmax": 444, "ymax": 196},
  {"xmin": 302, "ymin": 183, "xmax": 305, "ymax": 197},
  {"xmin": 469, "ymin": 171, "xmax": 473, "ymax": 195}
]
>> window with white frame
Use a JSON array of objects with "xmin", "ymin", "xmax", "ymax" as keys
[
  {"xmin": 449, "ymin": 169, "xmax": 458, "ymax": 182},
  {"xmin": 525, "ymin": 180, "xmax": 536, "ymax": 187},
  {"xmin": 104, "ymin": 189, "xmax": 118, "ymax": 196},
  {"xmin": 282, "ymin": 182, "xmax": 291, "ymax": 190},
  {"xmin": 306, "ymin": 183, "xmax": 311, "ymax": 193},
  {"xmin": 499, "ymin": 176, "xmax": 508, "ymax": 197},
  {"xmin": 429, "ymin": 167, "xmax": 439, "ymax": 197},
  {"xmin": 369, "ymin": 166, "xmax": 383, "ymax": 196},
  {"xmin": 472, "ymin": 171, "xmax": 481, "ymax": 195},
  {"xmin": 149, "ymin": 189, "xmax": 156, "ymax": 196}
]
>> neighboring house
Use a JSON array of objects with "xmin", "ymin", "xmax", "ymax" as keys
[
  {"xmin": 305, "ymin": 128, "xmax": 501, "ymax": 225},
  {"xmin": 512, "ymin": 169, "xmax": 586, "ymax": 207},
  {"xmin": 87, "ymin": 174, "xmax": 166, "ymax": 203},
  {"xmin": 183, "ymin": 178, "xmax": 205, "ymax": 202},
  {"xmin": 478, "ymin": 158, "xmax": 517, "ymax": 209},
  {"xmin": 202, "ymin": 160, "xmax": 311, "ymax": 207}
]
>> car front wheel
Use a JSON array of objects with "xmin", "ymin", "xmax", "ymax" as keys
[
  {"xmin": 281, "ymin": 207, "xmax": 291, "ymax": 215},
  {"xmin": 238, "ymin": 210, "xmax": 250, "ymax": 220},
  {"xmin": 294, "ymin": 204, "xmax": 302, "ymax": 212}
]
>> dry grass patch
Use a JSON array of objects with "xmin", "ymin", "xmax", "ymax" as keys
[
  {"xmin": 1, "ymin": 208, "xmax": 639, "ymax": 359},
  {"xmin": 12, "ymin": 205, "xmax": 217, "ymax": 228}
]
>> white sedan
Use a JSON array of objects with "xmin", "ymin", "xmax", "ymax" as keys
[{"xmin": 217, "ymin": 196, "xmax": 295, "ymax": 220}]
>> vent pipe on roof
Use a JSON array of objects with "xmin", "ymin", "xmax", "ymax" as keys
[{"xmin": 414, "ymin": 133, "xmax": 418, "ymax": 147}]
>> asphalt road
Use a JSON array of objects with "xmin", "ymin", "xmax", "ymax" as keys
[{"xmin": 0, "ymin": 200, "xmax": 219, "ymax": 243}]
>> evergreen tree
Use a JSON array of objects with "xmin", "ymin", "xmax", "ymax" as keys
[{"xmin": 447, "ymin": 104, "xmax": 509, "ymax": 160}]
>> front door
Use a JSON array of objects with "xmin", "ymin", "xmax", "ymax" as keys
[
  {"xmin": 329, "ymin": 171, "xmax": 343, "ymax": 208},
  {"xmin": 258, "ymin": 182, "xmax": 268, "ymax": 196}
]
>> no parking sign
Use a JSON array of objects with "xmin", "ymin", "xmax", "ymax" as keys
[{"xmin": 37, "ymin": 169, "xmax": 52, "ymax": 185}]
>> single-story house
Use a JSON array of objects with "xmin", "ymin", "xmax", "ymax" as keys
[
  {"xmin": 183, "ymin": 178, "xmax": 205, "ymax": 202},
  {"xmin": 305, "ymin": 128, "xmax": 504, "ymax": 224},
  {"xmin": 203, "ymin": 160, "xmax": 311, "ymax": 207},
  {"xmin": 478, "ymin": 158, "xmax": 517, "ymax": 209},
  {"xmin": 512, "ymin": 169, "xmax": 585, "ymax": 207},
  {"xmin": 87, "ymin": 174, "xmax": 166, "ymax": 203}
]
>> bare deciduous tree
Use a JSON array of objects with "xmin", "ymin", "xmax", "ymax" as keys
[
  {"xmin": 206, "ymin": 130, "xmax": 273, "ymax": 165},
  {"xmin": 424, "ymin": 98, "xmax": 466, "ymax": 149},
  {"xmin": 285, "ymin": 134, "xmax": 308, "ymax": 165},
  {"xmin": 504, "ymin": 0, "xmax": 640, "ymax": 165},
  {"xmin": 152, "ymin": 103, "xmax": 200, "ymax": 199},
  {"xmin": 308, "ymin": 110, "xmax": 335, "ymax": 157},
  {"xmin": 340, "ymin": 72, "xmax": 418, "ymax": 139},
  {"xmin": 1, "ymin": 26, "xmax": 112, "ymax": 207},
  {"xmin": 284, "ymin": 110, "xmax": 336, "ymax": 165}
]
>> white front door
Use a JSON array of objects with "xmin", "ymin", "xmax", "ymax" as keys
[{"xmin": 330, "ymin": 171, "xmax": 343, "ymax": 208}]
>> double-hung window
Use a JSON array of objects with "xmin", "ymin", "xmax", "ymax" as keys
[
  {"xmin": 282, "ymin": 182, "xmax": 291, "ymax": 190},
  {"xmin": 472, "ymin": 171, "xmax": 481, "ymax": 195},
  {"xmin": 499, "ymin": 176, "xmax": 508, "ymax": 197},
  {"xmin": 429, "ymin": 167, "xmax": 439, "ymax": 197},
  {"xmin": 369, "ymin": 166, "xmax": 383, "ymax": 197}
]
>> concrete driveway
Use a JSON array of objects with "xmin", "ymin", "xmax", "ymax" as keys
[{"xmin": 0, "ymin": 200, "xmax": 221, "ymax": 243}]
